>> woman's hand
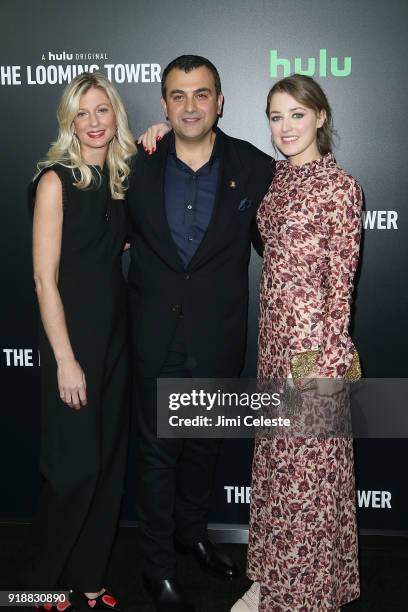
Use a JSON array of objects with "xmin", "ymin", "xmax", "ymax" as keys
[
  {"xmin": 137, "ymin": 122, "xmax": 172, "ymax": 153},
  {"xmin": 57, "ymin": 358, "xmax": 87, "ymax": 410}
]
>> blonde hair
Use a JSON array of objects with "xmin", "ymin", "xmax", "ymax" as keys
[{"xmin": 35, "ymin": 72, "xmax": 136, "ymax": 199}]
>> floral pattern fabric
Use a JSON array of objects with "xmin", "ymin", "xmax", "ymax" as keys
[{"xmin": 247, "ymin": 154, "xmax": 362, "ymax": 611}]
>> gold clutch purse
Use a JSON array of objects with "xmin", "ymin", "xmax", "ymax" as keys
[{"xmin": 290, "ymin": 349, "xmax": 362, "ymax": 382}]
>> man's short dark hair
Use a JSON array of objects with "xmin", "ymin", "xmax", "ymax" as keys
[{"xmin": 161, "ymin": 55, "xmax": 222, "ymax": 98}]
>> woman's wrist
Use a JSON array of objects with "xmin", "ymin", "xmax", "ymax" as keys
[{"xmin": 55, "ymin": 351, "xmax": 75, "ymax": 365}]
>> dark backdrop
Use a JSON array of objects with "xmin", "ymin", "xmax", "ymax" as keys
[{"xmin": 1, "ymin": 0, "xmax": 407, "ymax": 532}]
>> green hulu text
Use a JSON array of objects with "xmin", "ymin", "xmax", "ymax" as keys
[{"xmin": 270, "ymin": 49, "xmax": 352, "ymax": 78}]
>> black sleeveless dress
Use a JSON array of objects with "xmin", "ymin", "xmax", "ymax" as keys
[{"xmin": 25, "ymin": 163, "xmax": 129, "ymax": 592}]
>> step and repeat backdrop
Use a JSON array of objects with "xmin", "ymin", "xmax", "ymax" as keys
[{"xmin": 1, "ymin": 0, "xmax": 407, "ymax": 533}]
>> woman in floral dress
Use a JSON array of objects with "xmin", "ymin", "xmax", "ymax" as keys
[{"xmin": 232, "ymin": 75, "xmax": 362, "ymax": 611}]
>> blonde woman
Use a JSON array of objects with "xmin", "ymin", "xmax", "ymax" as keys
[{"xmin": 23, "ymin": 72, "xmax": 136, "ymax": 611}]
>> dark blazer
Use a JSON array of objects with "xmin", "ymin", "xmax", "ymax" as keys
[{"xmin": 127, "ymin": 128, "xmax": 275, "ymax": 377}]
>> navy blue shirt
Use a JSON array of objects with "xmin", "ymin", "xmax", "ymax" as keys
[{"xmin": 164, "ymin": 131, "xmax": 221, "ymax": 268}]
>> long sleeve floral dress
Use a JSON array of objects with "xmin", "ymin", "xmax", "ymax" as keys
[{"xmin": 247, "ymin": 153, "xmax": 362, "ymax": 611}]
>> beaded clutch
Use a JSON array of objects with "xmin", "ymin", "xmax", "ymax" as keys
[{"xmin": 290, "ymin": 349, "xmax": 362, "ymax": 382}]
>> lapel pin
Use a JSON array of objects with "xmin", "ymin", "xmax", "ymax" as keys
[{"xmin": 229, "ymin": 180, "xmax": 236, "ymax": 189}]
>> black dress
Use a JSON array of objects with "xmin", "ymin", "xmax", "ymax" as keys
[{"xmin": 25, "ymin": 164, "xmax": 129, "ymax": 592}]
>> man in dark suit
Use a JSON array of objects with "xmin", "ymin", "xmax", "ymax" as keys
[{"xmin": 127, "ymin": 55, "xmax": 274, "ymax": 612}]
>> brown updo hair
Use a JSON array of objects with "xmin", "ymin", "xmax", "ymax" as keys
[{"xmin": 266, "ymin": 74, "xmax": 334, "ymax": 155}]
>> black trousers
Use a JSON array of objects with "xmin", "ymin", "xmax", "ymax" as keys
[
  {"xmin": 134, "ymin": 347, "xmax": 221, "ymax": 579},
  {"xmin": 22, "ymin": 335, "xmax": 129, "ymax": 592}
]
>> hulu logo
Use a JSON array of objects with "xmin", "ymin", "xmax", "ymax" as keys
[{"xmin": 270, "ymin": 49, "xmax": 352, "ymax": 78}]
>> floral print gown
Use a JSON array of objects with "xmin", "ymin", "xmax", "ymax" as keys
[{"xmin": 247, "ymin": 154, "xmax": 362, "ymax": 611}]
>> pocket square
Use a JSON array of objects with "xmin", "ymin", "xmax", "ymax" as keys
[{"xmin": 238, "ymin": 197, "xmax": 252, "ymax": 211}]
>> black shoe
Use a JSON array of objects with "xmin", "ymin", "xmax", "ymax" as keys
[
  {"xmin": 142, "ymin": 576, "xmax": 196, "ymax": 612},
  {"xmin": 175, "ymin": 538, "xmax": 238, "ymax": 581}
]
